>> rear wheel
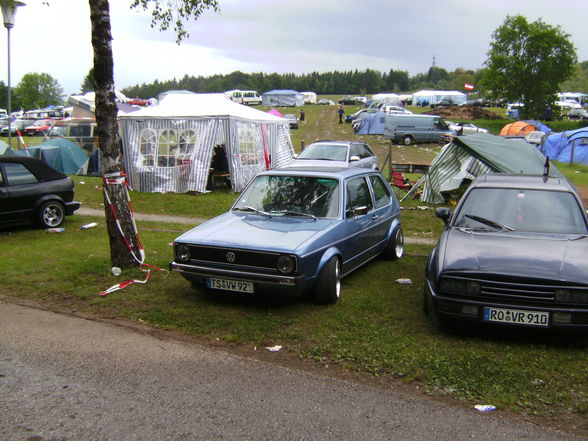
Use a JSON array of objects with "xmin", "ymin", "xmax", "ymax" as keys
[
  {"xmin": 402, "ymin": 135, "xmax": 413, "ymax": 145},
  {"xmin": 382, "ymin": 226, "xmax": 404, "ymax": 260},
  {"xmin": 37, "ymin": 201, "xmax": 65, "ymax": 228},
  {"xmin": 314, "ymin": 256, "xmax": 341, "ymax": 304}
]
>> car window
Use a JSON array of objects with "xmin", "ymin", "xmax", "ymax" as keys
[
  {"xmin": 298, "ymin": 144, "xmax": 348, "ymax": 162},
  {"xmin": 4, "ymin": 162, "xmax": 39, "ymax": 186},
  {"xmin": 346, "ymin": 177, "xmax": 373, "ymax": 215},
  {"xmin": 454, "ymin": 188, "xmax": 588, "ymax": 234},
  {"xmin": 235, "ymin": 175, "xmax": 340, "ymax": 218},
  {"xmin": 70, "ymin": 125, "xmax": 91, "ymax": 137},
  {"xmin": 369, "ymin": 175, "xmax": 391, "ymax": 209}
]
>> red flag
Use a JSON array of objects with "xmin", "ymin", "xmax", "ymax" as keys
[{"xmin": 464, "ymin": 83, "xmax": 474, "ymax": 91}]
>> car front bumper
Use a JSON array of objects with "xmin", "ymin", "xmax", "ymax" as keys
[
  {"xmin": 170, "ymin": 261, "xmax": 309, "ymax": 297},
  {"xmin": 425, "ymin": 278, "xmax": 588, "ymax": 332}
]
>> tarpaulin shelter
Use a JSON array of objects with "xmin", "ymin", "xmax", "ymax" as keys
[
  {"xmin": 119, "ymin": 92, "xmax": 294, "ymax": 193},
  {"xmin": 261, "ymin": 90, "xmax": 305, "ymax": 107},
  {"xmin": 499, "ymin": 120, "xmax": 548, "ymax": 136},
  {"xmin": 355, "ymin": 111, "xmax": 386, "ymax": 135},
  {"xmin": 11, "ymin": 138, "xmax": 89, "ymax": 175},
  {"xmin": 414, "ymin": 133, "xmax": 561, "ymax": 204},
  {"xmin": 540, "ymin": 127, "xmax": 588, "ymax": 165}
]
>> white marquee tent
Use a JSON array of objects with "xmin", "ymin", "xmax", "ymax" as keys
[{"xmin": 119, "ymin": 92, "xmax": 294, "ymax": 193}]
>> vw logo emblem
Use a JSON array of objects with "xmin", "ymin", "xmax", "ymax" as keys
[{"xmin": 226, "ymin": 251, "xmax": 236, "ymax": 263}]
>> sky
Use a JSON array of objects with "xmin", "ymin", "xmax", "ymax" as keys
[{"xmin": 0, "ymin": 0, "xmax": 586, "ymax": 97}]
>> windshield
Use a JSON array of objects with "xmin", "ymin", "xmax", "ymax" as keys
[
  {"xmin": 454, "ymin": 188, "xmax": 588, "ymax": 234},
  {"xmin": 297, "ymin": 143, "xmax": 348, "ymax": 162},
  {"xmin": 234, "ymin": 175, "xmax": 340, "ymax": 218},
  {"xmin": 49, "ymin": 126, "xmax": 66, "ymax": 136}
]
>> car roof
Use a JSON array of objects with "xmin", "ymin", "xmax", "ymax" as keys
[
  {"xmin": 306, "ymin": 140, "xmax": 359, "ymax": 147},
  {"xmin": 267, "ymin": 165, "xmax": 379, "ymax": 179},
  {"xmin": 472, "ymin": 174, "xmax": 576, "ymax": 193},
  {"xmin": 0, "ymin": 155, "xmax": 67, "ymax": 181}
]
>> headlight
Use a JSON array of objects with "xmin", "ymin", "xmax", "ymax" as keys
[
  {"xmin": 439, "ymin": 278, "xmax": 480, "ymax": 294},
  {"xmin": 175, "ymin": 244, "xmax": 191, "ymax": 262},
  {"xmin": 276, "ymin": 254, "xmax": 296, "ymax": 274},
  {"xmin": 555, "ymin": 289, "xmax": 588, "ymax": 304}
]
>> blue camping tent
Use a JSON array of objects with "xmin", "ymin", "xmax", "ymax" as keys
[
  {"xmin": 355, "ymin": 111, "xmax": 387, "ymax": 135},
  {"xmin": 523, "ymin": 120, "xmax": 552, "ymax": 133},
  {"xmin": 12, "ymin": 138, "xmax": 89, "ymax": 174},
  {"xmin": 541, "ymin": 127, "xmax": 588, "ymax": 165},
  {"xmin": 261, "ymin": 90, "xmax": 304, "ymax": 107}
]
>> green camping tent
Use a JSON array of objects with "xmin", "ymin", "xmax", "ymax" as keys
[
  {"xmin": 12, "ymin": 138, "xmax": 89, "ymax": 175},
  {"xmin": 418, "ymin": 133, "xmax": 559, "ymax": 204}
]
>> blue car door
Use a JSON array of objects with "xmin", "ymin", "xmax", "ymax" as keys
[{"xmin": 342, "ymin": 176, "xmax": 375, "ymax": 273}]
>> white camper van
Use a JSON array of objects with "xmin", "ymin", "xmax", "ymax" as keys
[
  {"xmin": 224, "ymin": 90, "xmax": 262, "ymax": 105},
  {"xmin": 301, "ymin": 92, "xmax": 317, "ymax": 104}
]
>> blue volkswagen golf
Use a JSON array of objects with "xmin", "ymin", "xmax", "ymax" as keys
[{"xmin": 170, "ymin": 166, "xmax": 403, "ymax": 304}]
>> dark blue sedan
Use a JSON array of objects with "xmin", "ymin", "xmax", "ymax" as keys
[
  {"xmin": 425, "ymin": 174, "xmax": 588, "ymax": 333},
  {"xmin": 170, "ymin": 166, "xmax": 403, "ymax": 304}
]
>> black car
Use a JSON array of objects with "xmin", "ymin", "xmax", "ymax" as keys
[
  {"xmin": 338, "ymin": 96, "xmax": 356, "ymax": 105},
  {"xmin": 0, "ymin": 156, "xmax": 80, "ymax": 228},
  {"xmin": 424, "ymin": 173, "xmax": 588, "ymax": 334}
]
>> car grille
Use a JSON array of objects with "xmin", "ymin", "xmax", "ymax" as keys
[
  {"xmin": 184, "ymin": 245, "xmax": 280, "ymax": 271},
  {"xmin": 440, "ymin": 273, "xmax": 587, "ymax": 304}
]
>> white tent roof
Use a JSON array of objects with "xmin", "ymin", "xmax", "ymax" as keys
[
  {"xmin": 413, "ymin": 90, "xmax": 466, "ymax": 97},
  {"xmin": 121, "ymin": 92, "xmax": 285, "ymax": 123}
]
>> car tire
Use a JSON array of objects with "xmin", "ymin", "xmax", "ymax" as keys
[
  {"xmin": 402, "ymin": 135, "xmax": 413, "ymax": 145},
  {"xmin": 382, "ymin": 226, "xmax": 404, "ymax": 260},
  {"xmin": 423, "ymin": 288, "xmax": 452, "ymax": 332},
  {"xmin": 37, "ymin": 200, "xmax": 65, "ymax": 228},
  {"xmin": 314, "ymin": 256, "xmax": 341, "ymax": 305}
]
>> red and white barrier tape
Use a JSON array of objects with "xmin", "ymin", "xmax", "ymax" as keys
[{"xmin": 100, "ymin": 172, "xmax": 164, "ymax": 296}]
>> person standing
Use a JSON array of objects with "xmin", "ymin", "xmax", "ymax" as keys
[
  {"xmin": 300, "ymin": 108, "xmax": 305, "ymax": 124},
  {"xmin": 338, "ymin": 105, "xmax": 345, "ymax": 124}
]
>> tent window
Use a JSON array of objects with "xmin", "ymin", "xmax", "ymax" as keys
[
  {"xmin": 177, "ymin": 129, "xmax": 197, "ymax": 158},
  {"xmin": 238, "ymin": 126, "xmax": 259, "ymax": 166},
  {"xmin": 139, "ymin": 129, "xmax": 157, "ymax": 166},
  {"xmin": 158, "ymin": 129, "xmax": 178, "ymax": 167}
]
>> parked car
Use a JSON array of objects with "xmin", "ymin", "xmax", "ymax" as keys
[
  {"xmin": 0, "ymin": 156, "xmax": 80, "ymax": 229},
  {"xmin": 170, "ymin": 167, "xmax": 403, "ymax": 304},
  {"xmin": 22, "ymin": 119, "xmax": 54, "ymax": 137},
  {"xmin": 383, "ymin": 114, "xmax": 453, "ymax": 145},
  {"xmin": 317, "ymin": 99, "xmax": 335, "ymax": 105},
  {"xmin": 448, "ymin": 121, "xmax": 488, "ymax": 135},
  {"xmin": 287, "ymin": 140, "xmax": 379, "ymax": 170},
  {"xmin": 424, "ymin": 173, "xmax": 588, "ymax": 334},
  {"xmin": 567, "ymin": 108, "xmax": 588, "ymax": 120},
  {"xmin": 283, "ymin": 113, "xmax": 299, "ymax": 129},
  {"xmin": 352, "ymin": 96, "xmax": 367, "ymax": 105},
  {"xmin": 0, "ymin": 119, "xmax": 29, "ymax": 136},
  {"xmin": 338, "ymin": 96, "xmax": 356, "ymax": 105}
]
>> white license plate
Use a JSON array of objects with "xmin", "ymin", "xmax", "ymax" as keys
[
  {"xmin": 207, "ymin": 277, "xmax": 254, "ymax": 293},
  {"xmin": 483, "ymin": 307, "xmax": 549, "ymax": 327}
]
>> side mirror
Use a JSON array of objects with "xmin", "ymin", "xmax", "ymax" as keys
[
  {"xmin": 292, "ymin": 153, "xmax": 298, "ymax": 159},
  {"xmin": 435, "ymin": 207, "xmax": 451, "ymax": 225},
  {"xmin": 349, "ymin": 155, "xmax": 360, "ymax": 162}
]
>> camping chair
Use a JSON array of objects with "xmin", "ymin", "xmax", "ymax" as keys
[{"xmin": 391, "ymin": 171, "xmax": 416, "ymax": 198}]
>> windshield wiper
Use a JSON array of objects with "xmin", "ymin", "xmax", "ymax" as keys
[
  {"xmin": 233, "ymin": 205, "xmax": 270, "ymax": 217},
  {"xmin": 464, "ymin": 214, "xmax": 515, "ymax": 231},
  {"xmin": 269, "ymin": 210, "xmax": 317, "ymax": 220}
]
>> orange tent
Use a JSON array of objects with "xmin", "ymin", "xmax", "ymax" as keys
[{"xmin": 499, "ymin": 121, "xmax": 537, "ymax": 136}]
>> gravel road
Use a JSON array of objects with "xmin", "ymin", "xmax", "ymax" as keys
[{"xmin": 0, "ymin": 300, "xmax": 581, "ymax": 441}]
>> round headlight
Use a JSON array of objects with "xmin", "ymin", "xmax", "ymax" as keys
[
  {"xmin": 277, "ymin": 254, "xmax": 295, "ymax": 274},
  {"xmin": 176, "ymin": 244, "xmax": 190, "ymax": 262}
]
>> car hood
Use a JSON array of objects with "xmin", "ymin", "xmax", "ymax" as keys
[
  {"xmin": 441, "ymin": 229, "xmax": 588, "ymax": 283},
  {"xmin": 176, "ymin": 212, "xmax": 338, "ymax": 254}
]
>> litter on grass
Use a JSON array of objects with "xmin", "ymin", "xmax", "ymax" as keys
[
  {"xmin": 474, "ymin": 405, "xmax": 497, "ymax": 412},
  {"xmin": 266, "ymin": 345, "xmax": 282, "ymax": 352},
  {"xmin": 396, "ymin": 278, "xmax": 413, "ymax": 284}
]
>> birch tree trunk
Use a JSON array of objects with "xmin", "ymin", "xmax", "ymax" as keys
[{"xmin": 89, "ymin": 0, "xmax": 140, "ymax": 269}]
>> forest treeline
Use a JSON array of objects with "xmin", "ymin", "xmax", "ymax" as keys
[{"xmin": 120, "ymin": 67, "xmax": 483, "ymax": 99}]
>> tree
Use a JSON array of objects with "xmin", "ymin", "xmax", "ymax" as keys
[
  {"xmin": 559, "ymin": 61, "xmax": 588, "ymax": 93},
  {"xmin": 14, "ymin": 72, "xmax": 64, "ymax": 109},
  {"xmin": 80, "ymin": 68, "xmax": 95, "ymax": 93},
  {"xmin": 89, "ymin": 0, "xmax": 218, "ymax": 268},
  {"xmin": 481, "ymin": 15, "xmax": 577, "ymax": 119}
]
